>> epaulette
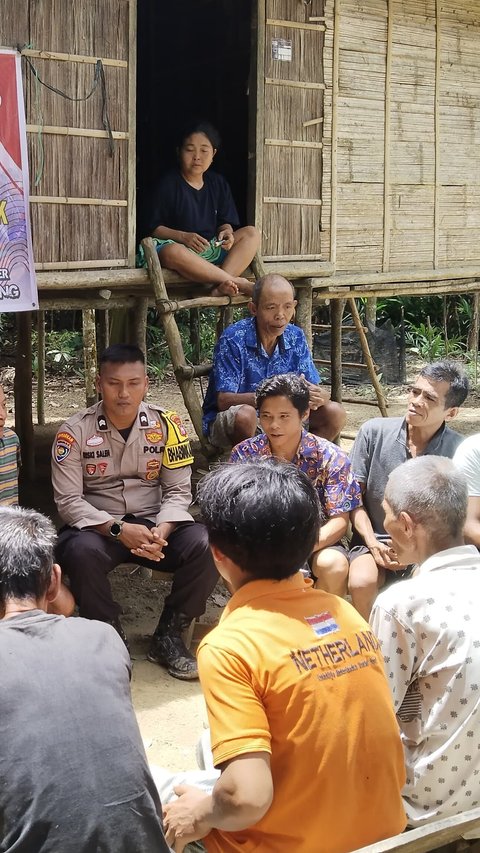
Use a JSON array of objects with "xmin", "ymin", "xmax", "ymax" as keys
[{"xmin": 160, "ymin": 410, "xmax": 194, "ymax": 469}]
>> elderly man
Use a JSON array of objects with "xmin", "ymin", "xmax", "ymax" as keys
[
  {"xmin": 0, "ymin": 505, "xmax": 171, "ymax": 852},
  {"xmin": 349, "ymin": 360, "xmax": 469, "ymax": 619},
  {"xmin": 202, "ymin": 273, "xmax": 346, "ymax": 446},
  {"xmin": 162, "ymin": 461, "xmax": 406, "ymax": 852},
  {"xmin": 370, "ymin": 456, "xmax": 480, "ymax": 827},
  {"xmin": 52, "ymin": 343, "xmax": 218, "ymax": 680}
]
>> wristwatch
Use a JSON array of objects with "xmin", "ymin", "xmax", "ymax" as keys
[{"xmin": 109, "ymin": 520, "xmax": 124, "ymax": 538}]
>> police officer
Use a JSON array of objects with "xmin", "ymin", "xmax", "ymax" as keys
[{"xmin": 52, "ymin": 343, "xmax": 218, "ymax": 681}]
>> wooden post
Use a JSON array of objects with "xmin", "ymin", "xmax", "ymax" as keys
[
  {"xmin": 14, "ymin": 312, "xmax": 35, "ymax": 481},
  {"xmin": 251, "ymin": 251, "xmax": 267, "ymax": 281},
  {"xmin": 82, "ymin": 309, "xmax": 98, "ymax": 407},
  {"xmin": 190, "ymin": 308, "xmax": 201, "ymax": 363},
  {"xmin": 330, "ymin": 299, "xmax": 344, "ymax": 402},
  {"xmin": 348, "ymin": 298, "xmax": 388, "ymax": 417},
  {"xmin": 141, "ymin": 238, "xmax": 210, "ymax": 448},
  {"xmin": 97, "ymin": 308, "xmax": 110, "ymax": 357},
  {"xmin": 295, "ymin": 279, "xmax": 313, "ymax": 350},
  {"xmin": 36, "ymin": 310, "xmax": 46, "ymax": 426},
  {"xmin": 131, "ymin": 296, "xmax": 148, "ymax": 356},
  {"xmin": 468, "ymin": 293, "xmax": 480, "ymax": 386}
]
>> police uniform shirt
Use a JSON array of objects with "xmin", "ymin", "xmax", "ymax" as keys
[{"xmin": 52, "ymin": 401, "xmax": 194, "ymax": 529}]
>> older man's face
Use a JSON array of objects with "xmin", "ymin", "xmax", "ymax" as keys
[{"xmin": 382, "ymin": 499, "xmax": 414, "ymax": 567}]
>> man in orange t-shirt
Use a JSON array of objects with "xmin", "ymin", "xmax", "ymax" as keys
[{"xmin": 163, "ymin": 461, "xmax": 406, "ymax": 853}]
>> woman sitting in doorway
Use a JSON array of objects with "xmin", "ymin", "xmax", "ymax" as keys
[
  {"xmin": 230, "ymin": 373, "xmax": 362, "ymax": 596},
  {"xmin": 147, "ymin": 120, "xmax": 260, "ymax": 297}
]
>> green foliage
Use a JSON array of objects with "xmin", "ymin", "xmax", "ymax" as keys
[
  {"xmin": 404, "ymin": 321, "xmax": 466, "ymax": 360},
  {"xmin": 33, "ymin": 330, "xmax": 84, "ymax": 377}
]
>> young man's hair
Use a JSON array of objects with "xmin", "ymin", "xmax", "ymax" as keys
[
  {"xmin": 99, "ymin": 344, "xmax": 145, "ymax": 369},
  {"xmin": 419, "ymin": 360, "xmax": 469, "ymax": 408},
  {"xmin": 197, "ymin": 459, "xmax": 320, "ymax": 580},
  {"xmin": 177, "ymin": 120, "xmax": 221, "ymax": 151},
  {"xmin": 252, "ymin": 274, "xmax": 295, "ymax": 306},
  {"xmin": 385, "ymin": 456, "xmax": 467, "ymax": 541},
  {"xmin": 256, "ymin": 373, "xmax": 310, "ymax": 418},
  {"xmin": 0, "ymin": 507, "xmax": 56, "ymax": 605}
]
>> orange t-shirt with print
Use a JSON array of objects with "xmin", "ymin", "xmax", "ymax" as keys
[{"xmin": 198, "ymin": 573, "xmax": 406, "ymax": 853}]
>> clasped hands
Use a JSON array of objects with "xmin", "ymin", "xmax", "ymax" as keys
[
  {"xmin": 182, "ymin": 228, "xmax": 234, "ymax": 254},
  {"xmin": 120, "ymin": 521, "xmax": 168, "ymax": 562}
]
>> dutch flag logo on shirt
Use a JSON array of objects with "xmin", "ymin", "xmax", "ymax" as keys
[{"xmin": 305, "ymin": 612, "xmax": 339, "ymax": 637}]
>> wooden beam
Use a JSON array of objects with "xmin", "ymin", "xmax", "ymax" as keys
[
  {"xmin": 82, "ymin": 309, "xmax": 98, "ymax": 407},
  {"xmin": 383, "ymin": 0, "xmax": 393, "ymax": 273},
  {"xmin": 30, "ymin": 196, "xmax": 127, "ymax": 207},
  {"xmin": 350, "ymin": 805, "xmax": 480, "ymax": 853},
  {"xmin": 330, "ymin": 0, "xmax": 341, "ymax": 269},
  {"xmin": 249, "ymin": 0, "xmax": 266, "ymax": 238},
  {"xmin": 26, "ymin": 124, "xmax": 128, "ymax": 139},
  {"xmin": 127, "ymin": 0, "xmax": 137, "ymax": 266},
  {"xmin": 266, "ymin": 78, "xmax": 325, "ymax": 90},
  {"xmin": 265, "ymin": 139, "xmax": 323, "ymax": 149},
  {"xmin": 36, "ymin": 311, "xmax": 45, "ymax": 426},
  {"xmin": 434, "ymin": 0, "xmax": 441, "ymax": 269},
  {"xmin": 35, "ymin": 259, "xmax": 128, "ymax": 271},
  {"xmin": 21, "ymin": 48, "xmax": 127, "ymax": 68},
  {"xmin": 264, "ymin": 197, "xmax": 322, "ymax": 206},
  {"xmin": 15, "ymin": 313, "xmax": 34, "ymax": 481},
  {"xmin": 348, "ymin": 299, "xmax": 388, "ymax": 417},
  {"xmin": 330, "ymin": 300, "xmax": 344, "ymax": 403},
  {"xmin": 266, "ymin": 18, "xmax": 325, "ymax": 31},
  {"xmin": 295, "ymin": 279, "xmax": 313, "ymax": 350}
]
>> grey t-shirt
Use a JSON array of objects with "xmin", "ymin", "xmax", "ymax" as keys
[
  {"xmin": 0, "ymin": 610, "xmax": 171, "ymax": 853},
  {"xmin": 349, "ymin": 417, "xmax": 463, "ymax": 542}
]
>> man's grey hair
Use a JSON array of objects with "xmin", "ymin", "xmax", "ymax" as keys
[
  {"xmin": 419, "ymin": 360, "xmax": 469, "ymax": 408},
  {"xmin": 384, "ymin": 456, "xmax": 468, "ymax": 540},
  {"xmin": 0, "ymin": 506, "xmax": 57, "ymax": 603}
]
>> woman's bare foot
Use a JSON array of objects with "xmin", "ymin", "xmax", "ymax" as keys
[
  {"xmin": 233, "ymin": 277, "xmax": 254, "ymax": 297},
  {"xmin": 211, "ymin": 279, "xmax": 239, "ymax": 296}
]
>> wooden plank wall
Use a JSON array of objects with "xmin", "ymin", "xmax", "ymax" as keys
[
  {"xmin": 323, "ymin": 0, "xmax": 480, "ymax": 275},
  {"xmin": 0, "ymin": 0, "xmax": 135, "ymax": 270}
]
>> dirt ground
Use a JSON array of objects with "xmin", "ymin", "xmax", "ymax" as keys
[{"xmin": 8, "ymin": 370, "xmax": 480, "ymax": 773}]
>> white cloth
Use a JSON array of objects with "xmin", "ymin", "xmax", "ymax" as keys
[
  {"xmin": 370, "ymin": 545, "xmax": 480, "ymax": 827},
  {"xmin": 453, "ymin": 434, "xmax": 480, "ymax": 497}
]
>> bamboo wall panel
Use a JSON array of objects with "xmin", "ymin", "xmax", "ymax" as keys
[
  {"xmin": 323, "ymin": 0, "xmax": 480, "ymax": 274},
  {"xmin": 0, "ymin": 0, "xmax": 132, "ymax": 268},
  {"xmin": 262, "ymin": 0, "xmax": 325, "ymax": 258},
  {"xmin": 262, "ymin": 204, "xmax": 322, "ymax": 257},
  {"xmin": 30, "ymin": 205, "xmax": 127, "ymax": 264}
]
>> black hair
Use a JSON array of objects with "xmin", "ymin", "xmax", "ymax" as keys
[
  {"xmin": 197, "ymin": 460, "xmax": 320, "ymax": 580},
  {"xmin": 177, "ymin": 120, "xmax": 221, "ymax": 151},
  {"xmin": 99, "ymin": 344, "xmax": 145, "ymax": 368},
  {"xmin": 0, "ymin": 507, "xmax": 56, "ymax": 605},
  {"xmin": 256, "ymin": 373, "xmax": 310, "ymax": 418},
  {"xmin": 252, "ymin": 274, "xmax": 295, "ymax": 306},
  {"xmin": 419, "ymin": 360, "xmax": 469, "ymax": 408}
]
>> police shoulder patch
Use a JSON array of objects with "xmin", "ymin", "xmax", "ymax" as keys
[{"xmin": 161, "ymin": 410, "xmax": 193, "ymax": 469}]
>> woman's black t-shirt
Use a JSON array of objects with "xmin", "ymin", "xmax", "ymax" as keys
[{"xmin": 149, "ymin": 169, "xmax": 240, "ymax": 239}]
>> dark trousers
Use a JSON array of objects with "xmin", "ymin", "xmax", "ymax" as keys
[{"xmin": 56, "ymin": 519, "xmax": 219, "ymax": 623}]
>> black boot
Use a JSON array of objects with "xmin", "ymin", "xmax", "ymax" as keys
[
  {"xmin": 147, "ymin": 607, "xmax": 198, "ymax": 681},
  {"xmin": 108, "ymin": 617, "xmax": 130, "ymax": 653}
]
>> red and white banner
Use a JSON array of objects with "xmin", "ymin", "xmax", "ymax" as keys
[{"xmin": 0, "ymin": 49, "xmax": 38, "ymax": 311}]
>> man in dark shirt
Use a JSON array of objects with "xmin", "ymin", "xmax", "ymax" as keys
[{"xmin": 0, "ymin": 504, "xmax": 171, "ymax": 853}]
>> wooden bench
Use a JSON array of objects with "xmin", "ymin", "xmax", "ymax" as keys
[{"xmin": 352, "ymin": 807, "xmax": 480, "ymax": 853}]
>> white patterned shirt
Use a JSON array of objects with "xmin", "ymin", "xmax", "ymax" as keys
[{"xmin": 371, "ymin": 545, "xmax": 480, "ymax": 826}]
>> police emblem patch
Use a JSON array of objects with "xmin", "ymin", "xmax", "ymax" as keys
[
  {"xmin": 146, "ymin": 430, "xmax": 163, "ymax": 443},
  {"xmin": 146, "ymin": 469, "xmax": 159, "ymax": 480},
  {"xmin": 86, "ymin": 464, "xmax": 96, "ymax": 475},
  {"xmin": 86, "ymin": 434, "xmax": 104, "ymax": 447},
  {"xmin": 146, "ymin": 459, "xmax": 161, "ymax": 470},
  {"xmin": 98, "ymin": 462, "xmax": 108, "ymax": 475},
  {"xmin": 305, "ymin": 612, "xmax": 339, "ymax": 637},
  {"xmin": 55, "ymin": 440, "xmax": 72, "ymax": 463}
]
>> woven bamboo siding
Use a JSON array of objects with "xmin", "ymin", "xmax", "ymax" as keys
[
  {"xmin": 0, "ymin": 0, "xmax": 133, "ymax": 269},
  {"xmin": 323, "ymin": 0, "xmax": 480, "ymax": 275},
  {"xmin": 261, "ymin": 0, "xmax": 326, "ymax": 259}
]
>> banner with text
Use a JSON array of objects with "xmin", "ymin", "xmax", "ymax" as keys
[{"xmin": 0, "ymin": 49, "xmax": 38, "ymax": 311}]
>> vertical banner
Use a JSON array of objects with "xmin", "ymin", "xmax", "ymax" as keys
[{"xmin": 0, "ymin": 49, "xmax": 38, "ymax": 311}]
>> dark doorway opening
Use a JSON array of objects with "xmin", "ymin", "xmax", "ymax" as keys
[{"xmin": 136, "ymin": 0, "xmax": 253, "ymax": 243}]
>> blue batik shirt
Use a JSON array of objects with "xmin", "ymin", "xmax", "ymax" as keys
[{"xmin": 202, "ymin": 317, "xmax": 320, "ymax": 435}]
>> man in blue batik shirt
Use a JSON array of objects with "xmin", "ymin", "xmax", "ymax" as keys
[{"xmin": 202, "ymin": 274, "xmax": 346, "ymax": 447}]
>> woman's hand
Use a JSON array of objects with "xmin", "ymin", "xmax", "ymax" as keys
[
  {"xmin": 217, "ymin": 228, "xmax": 234, "ymax": 250},
  {"xmin": 181, "ymin": 232, "xmax": 210, "ymax": 253}
]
